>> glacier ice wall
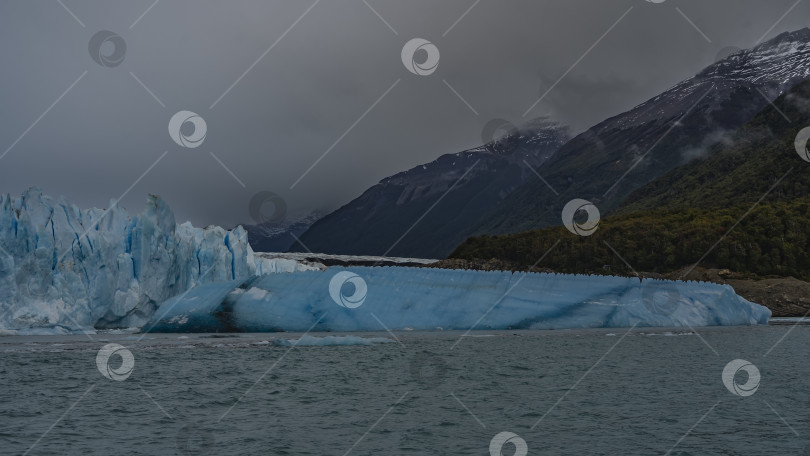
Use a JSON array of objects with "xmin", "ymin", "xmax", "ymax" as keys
[
  {"xmin": 0, "ymin": 189, "xmax": 772, "ymax": 334},
  {"xmin": 146, "ymin": 267, "xmax": 771, "ymax": 333},
  {"xmin": 0, "ymin": 188, "xmax": 278, "ymax": 333}
]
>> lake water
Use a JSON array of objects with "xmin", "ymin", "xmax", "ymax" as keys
[{"xmin": 1, "ymin": 325, "xmax": 808, "ymax": 455}]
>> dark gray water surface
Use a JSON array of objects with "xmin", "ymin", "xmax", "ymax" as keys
[{"xmin": 1, "ymin": 326, "xmax": 808, "ymax": 455}]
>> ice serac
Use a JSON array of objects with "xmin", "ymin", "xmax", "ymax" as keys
[
  {"xmin": 146, "ymin": 267, "xmax": 771, "ymax": 333},
  {"xmin": 0, "ymin": 188, "xmax": 263, "ymax": 334}
]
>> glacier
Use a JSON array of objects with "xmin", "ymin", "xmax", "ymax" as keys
[
  {"xmin": 0, "ymin": 188, "xmax": 316, "ymax": 334},
  {"xmin": 145, "ymin": 267, "xmax": 771, "ymax": 333},
  {"xmin": 0, "ymin": 189, "xmax": 771, "ymax": 335}
]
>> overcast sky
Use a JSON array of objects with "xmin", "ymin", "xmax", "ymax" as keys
[{"xmin": 0, "ymin": 0, "xmax": 808, "ymax": 228}]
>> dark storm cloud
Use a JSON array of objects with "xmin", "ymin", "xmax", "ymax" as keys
[{"xmin": 0, "ymin": 0, "xmax": 807, "ymax": 227}]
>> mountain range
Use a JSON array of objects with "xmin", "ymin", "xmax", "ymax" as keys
[
  {"xmin": 463, "ymin": 28, "xmax": 810, "ymax": 236},
  {"xmin": 450, "ymin": 76, "xmax": 810, "ymax": 280},
  {"xmin": 291, "ymin": 118, "xmax": 570, "ymax": 258},
  {"xmin": 278, "ymin": 28, "xmax": 810, "ymax": 259}
]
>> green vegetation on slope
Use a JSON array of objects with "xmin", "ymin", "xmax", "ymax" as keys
[
  {"xmin": 451, "ymin": 198, "xmax": 810, "ymax": 280},
  {"xmin": 450, "ymin": 79, "xmax": 810, "ymax": 280}
]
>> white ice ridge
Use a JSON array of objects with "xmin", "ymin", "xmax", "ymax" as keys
[
  {"xmin": 146, "ymin": 267, "xmax": 771, "ymax": 333},
  {"xmin": 0, "ymin": 188, "xmax": 316, "ymax": 334},
  {"xmin": 273, "ymin": 335, "xmax": 396, "ymax": 346}
]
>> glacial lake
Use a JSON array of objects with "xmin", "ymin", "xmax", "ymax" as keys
[{"xmin": 1, "ymin": 325, "xmax": 808, "ymax": 455}]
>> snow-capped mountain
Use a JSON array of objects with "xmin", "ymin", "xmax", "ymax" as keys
[
  {"xmin": 618, "ymin": 28, "xmax": 810, "ymax": 128},
  {"xmin": 473, "ymin": 28, "xmax": 810, "ymax": 236},
  {"xmin": 292, "ymin": 118, "xmax": 571, "ymax": 258}
]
